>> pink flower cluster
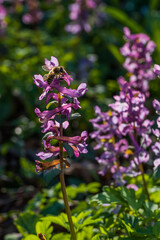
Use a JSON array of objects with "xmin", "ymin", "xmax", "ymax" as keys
[
  {"xmin": 0, "ymin": 2, "xmax": 7, "ymax": 34},
  {"xmin": 22, "ymin": 0, "xmax": 43, "ymax": 25},
  {"xmin": 120, "ymin": 27, "xmax": 156, "ymax": 96},
  {"xmin": 34, "ymin": 56, "xmax": 88, "ymax": 172},
  {"xmin": 65, "ymin": 0, "xmax": 97, "ymax": 34},
  {"xmin": 90, "ymin": 78, "xmax": 153, "ymax": 186},
  {"xmin": 152, "ymin": 65, "xmax": 160, "ymax": 169}
]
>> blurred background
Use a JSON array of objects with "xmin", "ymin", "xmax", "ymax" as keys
[{"xmin": 1, "ymin": 0, "xmax": 160, "ymax": 238}]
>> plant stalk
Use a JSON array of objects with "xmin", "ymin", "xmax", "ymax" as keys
[
  {"xmin": 139, "ymin": 162, "xmax": 150, "ymax": 201},
  {"xmin": 58, "ymin": 92, "xmax": 77, "ymax": 240},
  {"xmin": 129, "ymin": 132, "xmax": 150, "ymax": 201}
]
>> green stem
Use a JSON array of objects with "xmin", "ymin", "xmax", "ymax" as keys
[
  {"xmin": 139, "ymin": 162, "xmax": 150, "ymax": 201},
  {"xmin": 129, "ymin": 132, "xmax": 150, "ymax": 201},
  {"xmin": 58, "ymin": 92, "xmax": 77, "ymax": 240}
]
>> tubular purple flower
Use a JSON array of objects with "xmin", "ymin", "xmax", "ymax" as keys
[
  {"xmin": 154, "ymin": 159, "xmax": 160, "ymax": 168},
  {"xmin": 0, "ymin": 4, "xmax": 7, "ymax": 34},
  {"xmin": 45, "ymin": 131, "xmax": 88, "ymax": 155},
  {"xmin": 33, "ymin": 74, "xmax": 48, "ymax": 89},
  {"xmin": 153, "ymin": 99, "xmax": 160, "ymax": 115},
  {"xmin": 152, "ymin": 99, "xmax": 160, "ymax": 169},
  {"xmin": 90, "ymin": 77, "xmax": 153, "ymax": 187},
  {"xmin": 120, "ymin": 27, "xmax": 156, "ymax": 96},
  {"xmin": 44, "ymin": 56, "xmax": 59, "ymax": 70},
  {"xmin": 153, "ymin": 64, "xmax": 160, "ymax": 78},
  {"xmin": 34, "ymin": 56, "xmax": 88, "ymax": 174},
  {"xmin": 127, "ymin": 184, "xmax": 138, "ymax": 191},
  {"xmin": 35, "ymin": 102, "xmax": 80, "ymax": 123},
  {"xmin": 65, "ymin": 0, "xmax": 105, "ymax": 34}
]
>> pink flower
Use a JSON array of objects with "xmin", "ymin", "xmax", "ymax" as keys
[{"xmin": 34, "ymin": 56, "xmax": 88, "ymax": 172}]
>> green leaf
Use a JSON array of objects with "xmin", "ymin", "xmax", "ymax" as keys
[
  {"xmin": 43, "ymin": 168, "xmax": 61, "ymax": 186},
  {"xmin": 54, "ymin": 114, "xmax": 66, "ymax": 124},
  {"xmin": 77, "ymin": 226, "xmax": 94, "ymax": 240},
  {"xmin": 63, "ymin": 143, "xmax": 74, "ymax": 157},
  {"xmin": 91, "ymin": 186, "xmax": 124, "ymax": 205},
  {"xmin": 41, "ymin": 214, "xmax": 70, "ymax": 231},
  {"xmin": 80, "ymin": 216, "xmax": 102, "ymax": 229},
  {"xmin": 136, "ymin": 225, "xmax": 153, "ymax": 237},
  {"xmin": 51, "ymin": 233, "xmax": 70, "ymax": 240},
  {"xmin": 123, "ymin": 214, "xmax": 139, "ymax": 229},
  {"xmin": 92, "ymin": 234, "xmax": 101, "ymax": 240},
  {"xmin": 76, "ymin": 210, "xmax": 92, "ymax": 223},
  {"xmin": 153, "ymin": 222, "xmax": 160, "ymax": 237},
  {"xmin": 14, "ymin": 211, "xmax": 39, "ymax": 236},
  {"xmin": 154, "ymin": 209, "xmax": 160, "ymax": 220},
  {"xmin": 106, "ymin": 6, "xmax": 144, "ymax": 33},
  {"xmin": 119, "ymin": 238, "xmax": 143, "ymax": 240},
  {"xmin": 87, "ymin": 182, "xmax": 101, "ymax": 193},
  {"xmin": 40, "ymin": 199, "xmax": 64, "ymax": 216},
  {"xmin": 72, "ymin": 211, "xmax": 102, "ymax": 231},
  {"xmin": 143, "ymin": 201, "xmax": 159, "ymax": 218},
  {"xmin": 24, "ymin": 235, "xmax": 39, "ymax": 240},
  {"xmin": 119, "ymin": 219, "xmax": 134, "ymax": 235},
  {"xmin": 70, "ymin": 113, "xmax": 81, "ymax": 120},
  {"xmin": 150, "ymin": 191, "xmax": 160, "ymax": 203},
  {"xmin": 61, "ymin": 184, "xmax": 86, "ymax": 199},
  {"xmin": 36, "ymin": 220, "xmax": 53, "ymax": 239},
  {"xmin": 120, "ymin": 187, "xmax": 143, "ymax": 210}
]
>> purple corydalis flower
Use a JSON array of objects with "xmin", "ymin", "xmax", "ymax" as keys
[
  {"xmin": 35, "ymin": 100, "xmax": 80, "ymax": 123},
  {"xmin": 0, "ymin": 4, "xmax": 6, "ymax": 20},
  {"xmin": 152, "ymin": 99, "xmax": 160, "ymax": 168},
  {"xmin": 120, "ymin": 27, "xmax": 156, "ymax": 96},
  {"xmin": 65, "ymin": 0, "xmax": 106, "ymax": 34},
  {"xmin": 22, "ymin": 0, "xmax": 43, "ymax": 25},
  {"xmin": 90, "ymin": 78, "xmax": 152, "ymax": 185},
  {"xmin": 0, "ymin": 4, "xmax": 7, "ymax": 34},
  {"xmin": 153, "ymin": 99, "xmax": 160, "ymax": 115},
  {"xmin": 44, "ymin": 56, "xmax": 59, "ymax": 70},
  {"xmin": 34, "ymin": 56, "xmax": 88, "ymax": 172},
  {"xmin": 46, "ymin": 131, "xmax": 88, "ymax": 154},
  {"xmin": 109, "ymin": 80, "xmax": 152, "ymax": 137},
  {"xmin": 65, "ymin": 0, "xmax": 96, "ymax": 34},
  {"xmin": 153, "ymin": 64, "xmax": 160, "ymax": 78},
  {"xmin": 127, "ymin": 184, "xmax": 138, "ymax": 191}
]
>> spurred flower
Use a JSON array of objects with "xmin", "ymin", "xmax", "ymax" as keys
[
  {"xmin": 34, "ymin": 56, "xmax": 88, "ymax": 172},
  {"xmin": 153, "ymin": 64, "xmax": 160, "ymax": 77},
  {"xmin": 152, "ymin": 98, "xmax": 160, "ymax": 168},
  {"xmin": 120, "ymin": 27, "xmax": 156, "ymax": 96},
  {"xmin": 90, "ymin": 78, "xmax": 152, "ymax": 186}
]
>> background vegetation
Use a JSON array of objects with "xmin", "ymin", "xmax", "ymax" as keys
[{"xmin": 1, "ymin": 0, "xmax": 160, "ymax": 239}]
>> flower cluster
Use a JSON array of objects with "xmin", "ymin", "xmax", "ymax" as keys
[
  {"xmin": 65, "ymin": 0, "xmax": 97, "ymax": 34},
  {"xmin": 34, "ymin": 56, "xmax": 88, "ymax": 173},
  {"xmin": 90, "ymin": 78, "xmax": 153, "ymax": 186},
  {"xmin": 152, "ymin": 64, "xmax": 160, "ymax": 168},
  {"xmin": 120, "ymin": 27, "xmax": 156, "ymax": 96},
  {"xmin": 0, "ymin": 2, "xmax": 7, "ymax": 34},
  {"xmin": 22, "ymin": 0, "xmax": 43, "ymax": 25}
]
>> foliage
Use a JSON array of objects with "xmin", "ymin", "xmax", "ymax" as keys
[
  {"xmin": 14, "ymin": 182, "xmax": 101, "ymax": 240},
  {"xmin": 1, "ymin": 0, "xmax": 160, "ymax": 239},
  {"xmin": 12, "ymin": 178, "xmax": 160, "ymax": 239}
]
